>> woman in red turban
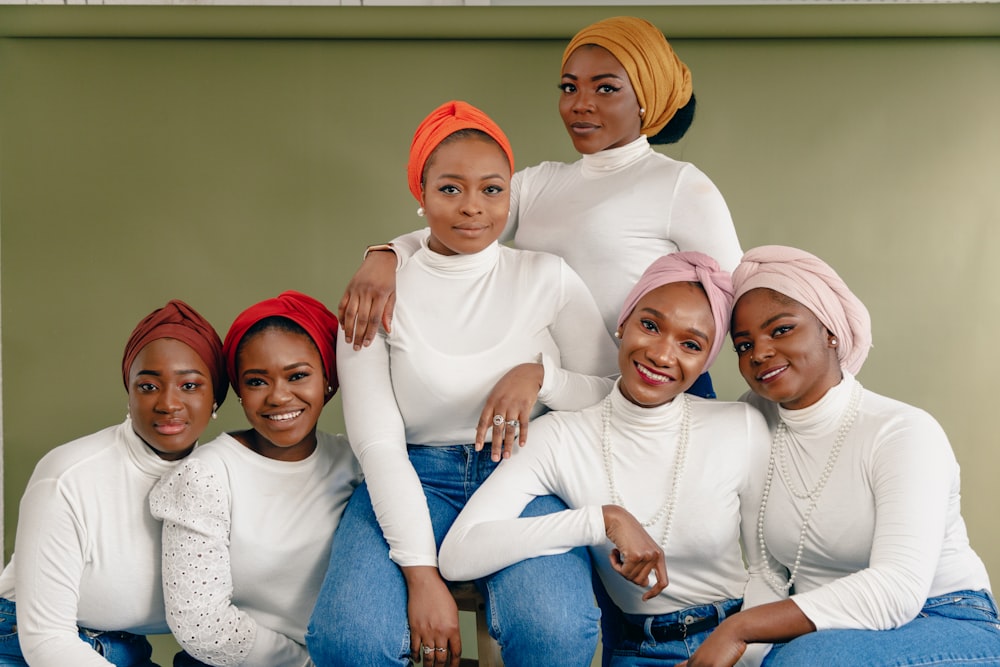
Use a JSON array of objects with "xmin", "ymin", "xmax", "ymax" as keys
[{"xmin": 152, "ymin": 291, "xmax": 362, "ymax": 667}]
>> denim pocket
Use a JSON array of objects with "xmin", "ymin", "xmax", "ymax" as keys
[{"xmin": 921, "ymin": 590, "xmax": 999, "ymax": 623}]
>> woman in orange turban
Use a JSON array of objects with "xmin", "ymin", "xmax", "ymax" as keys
[{"xmin": 307, "ymin": 100, "xmax": 617, "ymax": 667}]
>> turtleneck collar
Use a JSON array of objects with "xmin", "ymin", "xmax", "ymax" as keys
[
  {"xmin": 122, "ymin": 418, "xmax": 186, "ymax": 478},
  {"xmin": 580, "ymin": 135, "xmax": 652, "ymax": 179},
  {"xmin": 415, "ymin": 235, "xmax": 501, "ymax": 278},
  {"xmin": 607, "ymin": 379, "xmax": 687, "ymax": 432},
  {"xmin": 777, "ymin": 371, "xmax": 859, "ymax": 438}
]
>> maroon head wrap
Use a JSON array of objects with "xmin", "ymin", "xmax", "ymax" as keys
[
  {"xmin": 407, "ymin": 100, "xmax": 515, "ymax": 203},
  {"xmin": 223, "ymin": 290, "xmax": 339, "ymax": 401},
  {"xmin": 121, "ymin": 299, "xmax": 227, "ymax": 407}
]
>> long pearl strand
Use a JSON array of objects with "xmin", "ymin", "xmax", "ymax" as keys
[
  {"xmin": 758, "ymin": 381, "xmax": 863, "ymax": 594},
  {"xmin": 602, "ymin": 393, "xmax": 690, "ymax": 547}
]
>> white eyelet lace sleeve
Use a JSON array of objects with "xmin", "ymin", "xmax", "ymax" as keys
[{"xmin": 151, "ymin": 459, "xmax": 258, "ymax": 666}]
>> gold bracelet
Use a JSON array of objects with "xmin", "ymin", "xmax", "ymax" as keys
[{"xmin": 363, "ymin": 243, "xmax": 395, "ymax": 260}]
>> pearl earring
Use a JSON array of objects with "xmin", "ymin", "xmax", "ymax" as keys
[
  {"xmin": 417, "ymin": 206, "xmax": 425, "ymax": 217},
  {"xmin": 238, "ymin": 397, "xmax": 243, "ymax": 405},
  {"xmin": 830, "ymin": 337, "xmax": 838, "ymax": 347},
  {"xmin": 614, "ymin": 330, "xmax": 622, "ymax": 339},
  {"xmin": 212, "ymin": 402, "xmax": 218, "ymax": 420},
  {"xmin": 639, "ymin": 108, "xmax": 645, "ymax": 117},
  {"xmin": 327, "ymin": 385, "xmax": 333, "ymax": 393}
]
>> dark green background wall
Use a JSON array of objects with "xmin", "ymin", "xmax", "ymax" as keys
[{"xmin": 1, "ymin": 5, "xmax": 998, "ymax": 662}]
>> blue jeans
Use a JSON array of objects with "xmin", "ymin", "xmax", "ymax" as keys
[
  {"xmin": 606, "ymin": 597, "xmax": 743, "ymax": 666},
  {"xmin": 306, "ymin": 444, "xmax": 600, "ymax": 667},
  {"xmin": 762, "ymin": 589, "xmax": 1000, "ymax": 667},
  {"xmin": 687, "ymin": 372, "xmax": 715, "ymax": 400},
  {"xmin": 0, "ymin": 597, "xmax": 160, "ymax": 667}
]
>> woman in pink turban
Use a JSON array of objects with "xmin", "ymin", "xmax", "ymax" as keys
[
  {"xmin": 307, "ymin": 100, "xmax": 618, "ymax": 667},
  {"xmin": 683, "ymin": 246, "xmax": 1000, "ymax": 667},
  {"xmin": 438, "ymin": 251, "xmax": 788, "ymax": 666},
  {"xmin": 338, "ymin": 15, "xmax": 741, "ymax": 401},
  {"xmin": 0, "ymin": 299, "xmax": 225, "ymax": 667},
  {"xmin": 150, "ymin": 291, "xmax": 362, "ymax": 667}
]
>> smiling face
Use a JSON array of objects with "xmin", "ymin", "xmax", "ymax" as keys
[
  {"xmin": 422, "ymin": 132, "xmax": 511, "ymax": 257},
  {"xmin": 616, "ymin": 282, "xmax": 714, "ymax": 408},
  {"xmin": 127, "ymin": 337, "xmax": 215, "ymax": 461},
  {"xmin": 731, "ymin": 288, "xmax": 842, "ymax": 410},
  {"xmin": 558, "ymin": 44, "xmax": 643, "ymax": 155},
  {"xmin": 235, "ymin": 326, "xmax": 328, "ymax": 461}
]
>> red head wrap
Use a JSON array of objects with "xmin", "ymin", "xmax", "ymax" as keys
[
  {"xmin": 121, "ymin": 299, "xmax": 228, "ymax": 407},
  {"xmin": 223, "ymin": 290, "xmax": 339, "ymax": 402},
  {"xmin": 407, "ymin": 100, "xmax": 515, "ymax": 203}
]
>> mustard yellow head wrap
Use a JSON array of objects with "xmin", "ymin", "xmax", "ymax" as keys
[{"xmin": 562, "ymin": 16, "xmax": 692, "ymax": 138}]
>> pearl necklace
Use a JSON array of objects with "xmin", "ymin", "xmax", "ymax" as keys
[
  {"xmin": 601, "ymin": 392, "xmax": 690, "ymax": 547},
  {"xmin": 758, "ymin": 381, "xmax": 863, "ymax": 594}
]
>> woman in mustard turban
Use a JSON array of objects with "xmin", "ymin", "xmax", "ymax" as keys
[
  {"xmin": 0, "ymin": 300, "xmax": 226, "ymax": 667},
  {"xmin": 306, "ymin": 100, "xmax": 618, "ymax": 667},
  {"xmin": 338, "ymin": 15, "xmax": 741, "ymax": 400}
]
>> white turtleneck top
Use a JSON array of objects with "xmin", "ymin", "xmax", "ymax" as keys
[
  {"xmin": 338, "ymin": 239, "xmax": 619, "ymax": 568},
  {"xmin": 391, "ymin": 136, "xmax": 742, "ymax": 335},
  {"xmin": 150, "ymin": 431, "xmax": 362, "ymax": 667},
  {"xmin": 0, "ymin": 420, "xmax": 180, "ymax": 667},
  {"xmin": 743, "ymin": 373, "xmax": 992, "ymax": 631},
  {"xmin": 439, "ymin": 386, "xmax": 785, "ymax": 628}
]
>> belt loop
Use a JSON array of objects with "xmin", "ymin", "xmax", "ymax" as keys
[{"xmin": 643, "ymin": 615, "xmax": 655, "ymax": 641}]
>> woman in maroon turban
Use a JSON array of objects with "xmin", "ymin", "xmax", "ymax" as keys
[{"xmin": 0, "ymin": 299, "xmax": 225, "ymax": 667}]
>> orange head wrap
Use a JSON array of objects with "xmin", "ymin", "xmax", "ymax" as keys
[
  {"xmin": 122, "ymin": 299, "xmax": 228, "ymax": 408},
  {"xmin": 562, "ymin": 16, "xmax": 692, "ymax": 138},
  {"xmin": 407, "ymin": 100, "xmax": 515, "ymax": 203}
]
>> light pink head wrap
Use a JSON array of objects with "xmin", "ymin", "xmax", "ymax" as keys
[
  {"xmin": 731, "ymin": 245, "xmax": 872, "ymax": 374},
  {"xmin": 617, "ymin": 251, "xmax": 734, "ymax": 373}
]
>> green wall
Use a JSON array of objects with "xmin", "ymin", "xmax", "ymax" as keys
[{"xmin": 1, "ymin": 5, "xmax": 998, "ymax": 663}]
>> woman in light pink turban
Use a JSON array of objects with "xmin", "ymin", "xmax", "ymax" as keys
[
  {"xmin": 683, "ymin": 246, "xmax": 1000, "ymax": 667},
  {"xmin": 438, "ymin": 252, "xmax": 788, "ymax": 666}
]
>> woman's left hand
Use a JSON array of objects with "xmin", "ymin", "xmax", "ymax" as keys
[
  {"xmin": 475, "ymin": 363, "xmax": 543, "ymax": 461},
  {"xmin": 676, "ymin": 623, "xmax": 746, "ymax": 667},
  {"xmin": 603, "ymin": 505, "xmax": 668, "ymax": 601}
]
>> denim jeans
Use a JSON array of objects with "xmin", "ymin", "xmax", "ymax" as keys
[
  {"xmin": 606, "ymin": 597, "xmax": 743, "ymax": 666},
  {"xmin": 306, "ymin": 444, "xmax": 600, "ymax": 667},
  {"xmin": 0, "ymin": 597, "xmax": 160, "ymax": 667},
  {"xmin": 762, "ymin": 589, "xmax": 1000, "ymax": 667}
]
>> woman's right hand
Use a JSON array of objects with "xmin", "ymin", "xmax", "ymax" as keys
[
  {"xmin": 337, "ymin": 250, "xmax": 398, "ymax": 351},
  {"xmin": 603, "ymin": 505, "xmax": 668, "ymax": 601},
  {"xmin": 402, "ymin": 566, "xmax": 462, "ymax": 667}
]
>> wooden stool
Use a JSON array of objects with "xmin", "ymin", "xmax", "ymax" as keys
[{"xmin": 449, "ymin": 581, "xmax": 503, "ymax": 667}]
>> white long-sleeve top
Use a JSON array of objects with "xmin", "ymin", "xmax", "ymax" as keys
[
  {"xmin": 0, "ymin": 420, "xmax": 178, "ymax": 667},
  {"xmin": 744, "ymin": 373, "xmax": 991, "ymax": 631},
  {"xmin": 339, "ymin": 239, "xmax": 619, "ymax": 568},
  {"xmin": 149, "ymin": 431, "xmax": 362, "ymax": 667},
  {"xmin": 392, "ymin": 136, "xmax": 742, "ymax": 335},
  {"xmin": 439, "ymin": 386, "xmax": 787, "ymax": 620}
]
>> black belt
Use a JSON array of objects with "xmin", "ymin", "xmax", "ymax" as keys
[{"xmin": 621, "ymin": 610, "xmax": 731, "ymax": 644}]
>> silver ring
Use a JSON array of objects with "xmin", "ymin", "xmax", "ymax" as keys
[
  {"xmin": 506, "ymin": 419, "xmax": 519, "ymax": 428},
  {"xmin": 422, "ymin": 646, "xmax": 435, "ymax": 655},
  {"xmin": 435, "ymin": 647, "xmax": 447, "ymax": 653},
  {"xmin": 493, "ymin": 414, "xmax": 505, "ymax": 427}
]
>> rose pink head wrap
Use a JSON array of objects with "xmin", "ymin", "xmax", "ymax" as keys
[
  {"xmin": 732, "ymin": 245, "xmax": 872, "ymax": 374},
  {"xmin": 223, "ymin": 290, "xmax": 339, "ymax": 402},
  {"xmin": 562, "ymin": 16, "xmax": 692, "ymax": 138},
  {"xmin": 407, "ymin": 100, "xmax": 515, "ymax": 203},
  {"xmin": 122, "ymin": 299, "xmax": 227, "ymax": 407},
  {"xmin": 617, "ymin": 251, "xmax": 734, "ymax": 373}
]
